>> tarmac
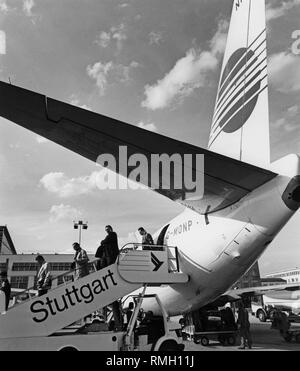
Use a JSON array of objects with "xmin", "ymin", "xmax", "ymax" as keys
[{"xmin": 184, "ymin": 316, "xmax": 300, "ymax": 351}]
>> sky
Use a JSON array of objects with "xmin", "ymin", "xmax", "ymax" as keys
[{"xmin": 0, "ymin": 0, "xmax": 299, "ymax": 276}]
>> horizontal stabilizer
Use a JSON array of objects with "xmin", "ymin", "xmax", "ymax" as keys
[{"xmin": 0, "ymin": 82, "xmax": 277, "ymax": 214}]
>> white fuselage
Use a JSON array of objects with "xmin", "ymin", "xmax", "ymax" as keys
[{"xmin": 143, "ymin": 156, "xmax": 300, "ymax": 316}]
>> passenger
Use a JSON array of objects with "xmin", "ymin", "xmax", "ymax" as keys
[
  {"xmin": 95, "ymin": 243, "xmax": 106, "ymax": 271},
  {"xmin": 0, "ymin": 271, "xmax": 11, "ymax": 311},
  {"xmin": 96, "ymin": 225, "xmax": 120, "ymax": 267},
  {"xmin": 72, "ymin": 243, "xmax": 89, "ymax": 279},
  {"xmin": 97, "ymin": 226, "xmax": 122, "ymax": 330},
  {"xmin": 138, "ymin": 227, "xmax": 155, "ymax": 250},
  {"xmin": 35, "ymin": 255, "xmax": 51, "ymax": 297},
  {"xmin": 237, "ymin": 302, "xmax": 253, "ymax": 350}
]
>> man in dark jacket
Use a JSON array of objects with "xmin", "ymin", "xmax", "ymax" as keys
[
  {"xmin": 95, "ymin": 225, "xmax": 119, "ymax": 268},
  {"xmin": 237, "ymin": 301, "xmax": 252, "ymax": 349},
  {"xmin": 95, "ymin": 225, "xmax": 122, "ymax": 330}
]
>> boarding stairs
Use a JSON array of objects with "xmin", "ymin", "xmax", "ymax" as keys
[{"xmin": 0, "ymin": 244, "xmax": 188, "ymax": 339}]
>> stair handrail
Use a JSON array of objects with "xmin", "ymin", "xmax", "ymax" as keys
[
  {"xmin": 119, "ymin": 243, "xmax": 181, "ymax": 273},
  {"xmin": 9, "ymin": 259, "xmax": 99, "ymax": 308}
]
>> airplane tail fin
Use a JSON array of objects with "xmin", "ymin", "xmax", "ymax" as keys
[{"xmin": 208, "ymin": 0, "xmax": 270, "ymax": 168}]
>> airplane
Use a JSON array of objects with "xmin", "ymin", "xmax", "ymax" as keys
[
  {"xmin": 254, "ymin": 291, "xmax": 300, "ymax": 318},
  {"xmin": 226, "ymin": 283, "xmax": 300, "ymax": 320},
  {"xmin": 259, "ymin": 291, "xmax": 300, "ymax": 316},
  {"xmin": 0, "ymin": 0, "xmax": 300, "ymax": 318}
]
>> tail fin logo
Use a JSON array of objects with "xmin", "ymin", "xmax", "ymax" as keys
[
  {"xmin": 216, "ymin": 47, "xmax": 261, "ymax": 133},
  {"xmin": 210, "ymin": 29, "xmax": 268, "ymax": 144},
  {"xmin": 235, "ymin": 0, "xmax": 244, "ymax": 11}
]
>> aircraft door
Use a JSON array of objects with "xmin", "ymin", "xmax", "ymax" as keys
[{"xmin": 156, "ymin": 224, "xmax": 170, "ymax": 246}]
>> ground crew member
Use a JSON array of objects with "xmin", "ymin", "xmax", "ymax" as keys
[
  {"xmin": 35, "ymin": 255, "xmax": 51, "ymax": 297},
  {"xmin": 72, "ymin": 243, "xmax": 89, "ymax": 279},
  {"xmin": 138, "ymin": 227, "xmax": 155, "ymax": 250},
  {"xmin": 237, "ymin": 301, "xmax": 252, "ymax": 349},
  {"xmin": 0, "ymin": 271, "xmax": 11, "ymax": 311}
]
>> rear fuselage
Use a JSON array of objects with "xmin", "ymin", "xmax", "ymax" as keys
[{"xmin": 145, "ymin": 156, "xmax": 300, "ymax": 315}]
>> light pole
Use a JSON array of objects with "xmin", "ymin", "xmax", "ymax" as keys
[{"xmin": 73, "ymin": 220, "xmax": 88, "ymax": 245}]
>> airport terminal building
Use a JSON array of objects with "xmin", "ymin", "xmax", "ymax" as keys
[
  {"xmin": 265, "ymin": 268, "xmax": 300, "ymax": 284},
  {"xmin": 0, "ymin": 226, "xmax": 94, "ymax": 291}
]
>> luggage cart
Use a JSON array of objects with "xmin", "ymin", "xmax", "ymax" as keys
[{"xmin": 192, "ymin": 330, "xmax": 237, "ymax": 347}]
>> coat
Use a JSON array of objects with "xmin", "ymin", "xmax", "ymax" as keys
[
  {"xmin": 74, "ymin": 248, "xmax": 89, "ymax": 279},
  {"xmin": 98, "ymin": 231, "xmax": 119, "ymax": 265},
  {"xmin": 37, "ymin": 262, "xmax": 51, "ymax": 290}
]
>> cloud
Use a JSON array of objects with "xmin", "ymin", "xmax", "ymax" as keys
[
  {"xmin": 141, "ymin": 20, "xmax": 228, "ymax": 111},
  {"xmin": 266, "ymin": 0, "xmax": 300, "ymax": 22},
  {"xmin": 0, "ymin": 0, "xmax": 8, "ymax": 13},
  {"xmin": 137, "ymin": 122, "xmax": 158, "ymax": 132},
  {"xmin": 23, "ymin": 0, "xmax": 35, "ymax": 17},
  {"xmin": 87, "ymin": 61, "xmax": 113, "ymax": 96},
  {"xmin": 149, "ymin": 31, "xmax": 163, "ymax": 45},
  {"xmin": 0, "ymin": 30, "xmax": 6, "ymax": 55},
  {"xmin": 87, "ymin": 61, "xmax": 139, "ymax": 95},
  {"xmin": 269, "ymin": 52, "xmax": 300, "ymax": 93},
  {"xmin": 272, "ymin": 104, "xmax": 299, "ymax": 132},
  {"xmin": 142, "ymin": 49, "xmax": 218, "ymax": 110},
  {"xmin": 209, "ymin": 19, "xmax": 229, "ymax": 56},
  {"xmin": 70, "ymin": 96, "xmax": 92, "ymax": 111},
  {"xmin": 40, "ymin": 172, "xmax": 100, "ymax": 198},
  {"xmin": 96, "ymin": 31, "xmax": 111, "ymax": 48},
  {"xmin": 287, "ymin": 105, "xmax": 299, "ymax": 116},
  {"xmin": 40, "ymin": 167, "xmax": 147, "ymax": 197},
  {"xmin": 36, "ymin": 136, "xmax": 49, "ymax": 144},
  {"xmin": 49, "ymin": 204, "xmax": 82, "ymax": 223},
  {"xmin": 118, "ymin": 3, "xmax": 129, "ymax": 8},
  {"xmin": 95, "ymin": 23, "xmax": 127, "ymax": 52},
  {"xmin": 118, "ymin": 232, "xmax": 139, "ymax": 248},
  {"xmin": 111, "ymin": 24, "xmax": 127, "ymax": 52}
]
